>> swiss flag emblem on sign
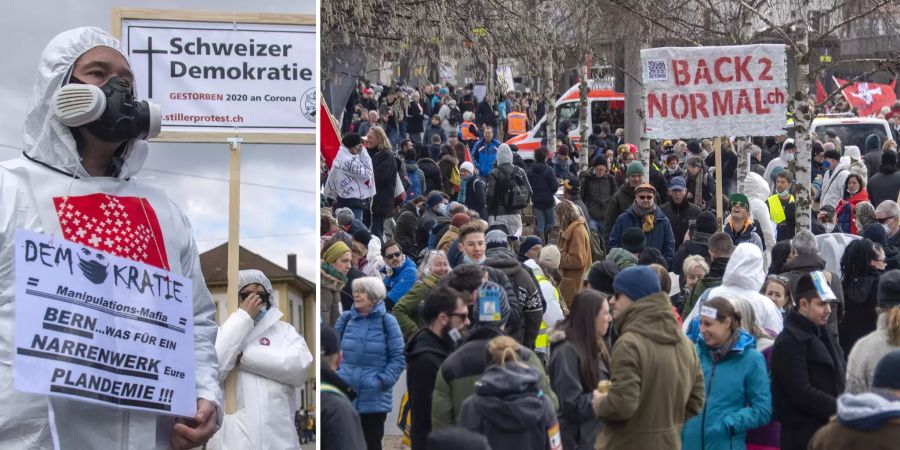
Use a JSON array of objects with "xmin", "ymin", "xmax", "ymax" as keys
[{"xmin": 53, "ymin": 193, "xmax": 169, "ymax": 270}]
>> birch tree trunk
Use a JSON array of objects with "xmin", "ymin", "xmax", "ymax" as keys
[
  {"xmin": 578, "ymin": 53, "xmax": 589, "ymax": 174},
  {"xmin": 793, "ymin": 18, "xmax": 813, "ymax": 232},
  {"xmin": 544, "ymin": 48, "xmax": 557, "ymax": 153}
]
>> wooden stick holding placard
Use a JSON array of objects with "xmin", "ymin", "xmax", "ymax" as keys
[
  {"xmin": 714, "ymin": 137, "xmax": 724, "ymax": 232},
  {"xmin": 224, "ymin": 135, "xmax": 242, "ymax": 414}
]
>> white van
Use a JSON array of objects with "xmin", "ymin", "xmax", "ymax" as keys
[
  {"xmin": 810, "ymin": 116, "xmax": 892, "ymax": 150},
  {"xmin": 505, "ymin": 81, "xmax": 624, "ymax": 160}
]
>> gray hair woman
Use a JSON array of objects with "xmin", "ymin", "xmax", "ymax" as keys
[{"xmin": 336, "ymin": 276, "xmax": 406, "ymax": 450}]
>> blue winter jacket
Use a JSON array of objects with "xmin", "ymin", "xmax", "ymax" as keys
[
  {"xmin": 681, "ymin": 329, "xmax": 772, "ymax": 450},
  {"xmin": 608, "ymin": 205, "xmax": 677, "ymax": 265},
  {"xmin": 335, "ymin": 301, "xmax": 406, "ymax": 414},
  {"xmin": 383, "ymin": 257, "xmax": 418, "ymax": 307},
  {"xmin": 472, "ymin": 138, "xmax": 501, "ymax": 177}
]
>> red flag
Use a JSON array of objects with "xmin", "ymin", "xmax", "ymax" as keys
[
  {"xmin": 816, "ymin": 79, "xmax": 826, "ymax": 104},
  {"xmin": 53, "ymin": 193, "xmax": 169, "ymax": 269},
  {"xmin": 320, "ymin": 100, "xmax": 341, "ymax": 168},
  {"xmin": 833, "ymin": 77, "xmax": 897, "ymax": 117}
]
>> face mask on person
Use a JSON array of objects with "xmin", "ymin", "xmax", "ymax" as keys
[
  {"xmin": 54, "ymin": 76, "xmax": 161, "ymax": 142},
  {"xmin": 823, "ymin": 160, "xmax": 832, "ymax": 169},
  {"xmin": 437, "ymin": 203, "xmax": 449, "ymax": 216},
  {"xmin": 778, "ymin": 189, "xmax": 790, "ymax": 197},
  {"xmin": 784, "ymin": 152, "xmax": 795, "ymax": 162},
  {"xmin": 255, "ymin": 308, "xmax": 268, "ymax": 322},
  {"xmin": 885, "ymin": 223, "xmax": 892, "ymax": 234},
  {"xmin": 463, "ymin": 254, "xmax": 486, "ymax": 264},
  {"xmin": 822, "ymin": 223, "xmax": 835, "ymax": 233}
]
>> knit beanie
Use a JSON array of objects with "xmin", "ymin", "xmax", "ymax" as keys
[
  {"xmin": 427, "ymin": 193, "xmax": 445, "ymax": 208},
  {"xmin": 335, "ymin": 208, "xmax": 354, "ymax": 227},
  {"xmin": 621, "ymin": 227, "xmax": 646, "ymax": 254},
  {"xmin": 877, "ymin": 269, "xmax": 900, "ymax": 309},
  {"xmin": 352, "ymin": 228, "xmax": 372, "ymax": 246},
  {"xmin": 587, "ymin": 261, "xmax": 620, "ymax": 294},
  {"xmin": 322, "ymin": 241, "xmax": 351, "ymax": 264},
  {"xmin": 687, "ymin": 140, "xmax": 702, "ymax": 155},
  {"xmin": 451, "ymin": 213, "xmax": 471, "ymax": 228},
  {"xmin": 626, "ymin": 161, "xmax": 644, "ymax": 177},
  {"xmin": 538, "ymin": 245, "xmax": 561, "ymax": 269},
  {"xmin": 696, "ymin": 211, "xmax": 718, "ymax": 234},
  {"xmin": 729, "ymin": 193, "xmax": 751, "ymax": 212},
  {"xmin": 863, "ymin": 223, "xmax": 887, "ymax": 246},
  {"xmin": 613, "ymin": 265, "xmax": 661, "ymax": 301},
  {"xmin": 518, "ymin": 236, "xmax": 543, "ymax": 258},
  {"xmin": 486, "ymin": 229, "xmax": 509, "ymax": 250},
  {"xmin": 872, "ymin": 350, "xmax": 900, "ymax": 390},
  {"xmin": 460, "ymin": 161, "xmax": 475, "ymax": 175}
]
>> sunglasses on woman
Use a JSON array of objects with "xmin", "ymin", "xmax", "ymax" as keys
[{"xmin": 239, "ymin": 291, "xmax": 271, "ymax": 302}]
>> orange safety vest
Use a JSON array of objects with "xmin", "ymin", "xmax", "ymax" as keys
[
  {"xmin": 461, "ymin": 121, "xmax": 478, "ymax": 141},
  {"xmin": 507, "ymin": 112, "xmax": 527, "ymax": 136}
]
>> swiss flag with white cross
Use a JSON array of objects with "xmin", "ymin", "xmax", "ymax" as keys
[{"xmin": 53, "ymin": 193, "xmax": 170, "ymax": 270}]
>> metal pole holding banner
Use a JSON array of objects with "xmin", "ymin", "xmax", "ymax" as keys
[
  {"xmin": 224, "ymin": 134, "xmax": 242, "ymax": 414},
  {"xmin": 714, "ymin": 138, "xmax": 724, "ymax": 231}
]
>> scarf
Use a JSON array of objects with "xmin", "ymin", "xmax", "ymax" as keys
[
  {"xmin": 728, "ymin": 216, "xmax": 754, "ymax": 236},
  {"xmin": 633, "ymin": 201, "xmax": 656, "ymax": 233},
  {"xmin": 459, "ymin": 174, "xmax": 471, "ymax": 203},
  {"xmin": 321, "ymin": 261, "xmax": 348, "ymax": 285},
  {"xmin": 708, "ymin": 329, "xmax": 740, "ymax": 363},
  {"xmin": 692, "ymin": 172, "xmax": 704, "ymax": 207}
]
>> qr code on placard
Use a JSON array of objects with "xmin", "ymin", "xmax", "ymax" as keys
[{"xmin": 647, "ymin": 60, "xmax": 667, "ymax": 81}]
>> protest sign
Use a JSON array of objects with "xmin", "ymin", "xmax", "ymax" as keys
[
  {"xmin": 14, "ymin": 229, "xmax": 196, "ymax": 418},
  {"xmin": 115, "ymin": 10, "xmax": 315, "ymax": 143},
  {"xmin": 641, "ymin": 44, "xmax": 787, "ymax": 138}
]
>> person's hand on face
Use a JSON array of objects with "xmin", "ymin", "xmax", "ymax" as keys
[
  {"xmin": 238, "ymin": 292, "xmax": 265, "ymax": 317},
  {"xmin": 170, "ymin": 399, "xmax": 217, "ymax": 450}
]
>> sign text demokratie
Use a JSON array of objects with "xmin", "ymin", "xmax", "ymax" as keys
[
  {"xmin": 641, "ymin": 44, "xmax": 788, "ymax": 138},
  {"xmin": 123, "ymin": 19, "xmax": 316, "ymax": 133},
  {"xmin": 14, "ymin": 229, "xmax": 196, "ymax": 417}
]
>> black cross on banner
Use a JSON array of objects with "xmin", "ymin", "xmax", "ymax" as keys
[{"xmin": 131, "ymin": 36, "xmax": 168, "ymax": 99}]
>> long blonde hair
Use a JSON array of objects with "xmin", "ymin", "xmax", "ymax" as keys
[
  {"xmin": 554, "ymin": 199, "xmax": 581, "ymax": 230},
  {"xmin": 487, "ymin": 336, "xmax": 526, "ymax": 367},
  {"xmin": 882, "ymin": 305, "xmax": 900, "ymax": 346},
  {"xmin": 368, "ymin": 126, "xmax": 392, "ymax": 152}
]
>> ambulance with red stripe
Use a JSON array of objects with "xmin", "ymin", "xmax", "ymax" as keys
[{"xmin": 505, "ymin": 81, "xmax": 625, "ymax": 160}]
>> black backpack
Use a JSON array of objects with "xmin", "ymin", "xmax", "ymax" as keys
[
  {"xmin": 448, "ymin": 107, "xmax": 462, "ymax": 126},
  {"xmin": 502, "ymin": 165, "xmax": 532, "ymax": 210}
]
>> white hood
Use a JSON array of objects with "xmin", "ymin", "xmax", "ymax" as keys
[
  {"xmin": 722, "ymin": 243, "xmax": 765, "ymax": 291},
  {"xmin": 684, "ymin": 243, "xmax": 784, "ymax": 335},
  {"xmin": 23, "ymin": 27, "xmax": 147, "ymax": 180},
  {"xmin": 744, "ymin": 172, "xmax": 772, "ymax": 201}
]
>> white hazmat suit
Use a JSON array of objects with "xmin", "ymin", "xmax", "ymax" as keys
[
  {"xmin": 0, "ymin": 28, "xmax": 221, "ymax": 449},
  {"xmin": 208, "ymin": 270, "xmax": 313, "ymax": 450}
]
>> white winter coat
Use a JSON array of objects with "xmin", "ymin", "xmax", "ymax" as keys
[
  {"xmin": 208, "ymin": 308, "xmax": 312, "ymax": 450},
  {"xmin": 762, "ymin": 138, "xmax": 794, "ymax": 189},
  {"xmin": 743, "ymin": 172, "xmax": 776, "ymax": 268},
  {"xmin": 820, "ymin": 158, "xmax": 851, "ymax": 211},
  {"xmin": 0, "ymin": 28, "xmax": 221, "ymax": 449},
  {"xmin": 683, "ymin": 243, "xmax": 784, "ymax": 335}
]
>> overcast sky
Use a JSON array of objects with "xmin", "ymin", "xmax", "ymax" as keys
[{"xmin": 0, "ymin": 0, "xmax": 318, "ymax": 281}]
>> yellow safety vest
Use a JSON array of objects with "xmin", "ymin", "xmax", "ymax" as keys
[
  {"xmin": 534, "ymin": 274, "xmax": 561, "ymax": 353},
  {"xmin": 767, "ymin": 194, "xmax": 794, "ymax": 224}
]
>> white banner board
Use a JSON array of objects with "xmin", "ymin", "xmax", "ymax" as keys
[
  {"xmin": 14, "ymin": 230, "xmax": 196, "ymax": 417},
  {"xmin": 641, "ymin": 44, "xmax": 787, "ymax": 138},
  {"xmin": 121, "ymin": 19, "xmax": 316, "ymax": 134}
]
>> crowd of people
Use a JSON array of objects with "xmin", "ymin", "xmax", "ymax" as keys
[{"xmin": 320, "ymin": 78, "xmax": 900, "ymax": 450}]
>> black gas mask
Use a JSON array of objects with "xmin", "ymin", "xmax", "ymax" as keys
[{"xmin": 53, "ymin": 76, "xmax": 160, "ymax": 143}]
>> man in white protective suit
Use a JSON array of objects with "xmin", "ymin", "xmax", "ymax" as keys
[
  {"xmin": 209, "ymin": 270, "xmax": 313, "ymax": 450},
  {"xmin": 0, "ymin": 28, "xmax": 221, "ymax": 449}
]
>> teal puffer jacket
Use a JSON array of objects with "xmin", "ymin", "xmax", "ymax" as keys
[{"xmin": 682, "ymin": 329, "xmax": 772, "ymax": 450}]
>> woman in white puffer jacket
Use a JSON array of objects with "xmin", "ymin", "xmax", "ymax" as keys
[{"xmin": 209, "ymin": 270, "xmax": 313, "ymax": 450}]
